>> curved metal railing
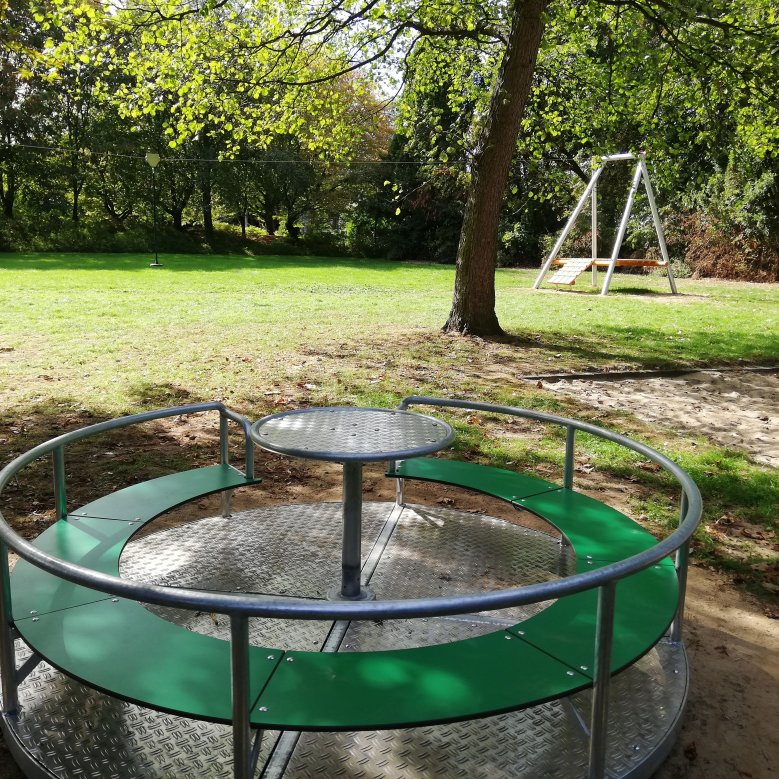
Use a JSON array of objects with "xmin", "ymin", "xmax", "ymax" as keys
[{"xmin": 0, "ymin": 398, "xmax": 702, "ymax": 779}]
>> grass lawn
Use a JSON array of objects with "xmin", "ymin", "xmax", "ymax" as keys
[{"xmin": 0, "ymin": 252, "xmax": 777, "ymax": 599}]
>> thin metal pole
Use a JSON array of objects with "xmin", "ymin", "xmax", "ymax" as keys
[
  {"xmin": 533, "ymin": 166, "xmax": 604, "ymax": 289},
  {"xmin": 149, "ymin": 166, "xmax": 162, "ymax": 267},
  {"xmin": 230, "ymin": 615, "xmax": 251, "ymax": 779},
  {"xmin": 0, "ymin": 540, "xmax": 18, "ymax": 715},
  {"xmin": 563, "ymin": 427, "xmax": 576, "ymax": 490},
  {"xmin": 670, "ymin": 491, "xmax": 691, "ymax": 642},
  {"xmin": 639, "ymin": 158, "xmax": 677, "ymax": 294},
  {"xmin": 341, "ymin": 461, "xmax": 363, "ymax": 599},
  {"xmin": 220, "ymin": 414, "xmax": 230, "ymax": 466},
  {"xmin": 588, "ymin": 581, "xmax": 617, "ymax": 778},
  {"xmin": 53, "ymin": 446, "xmax": 67, "ymax": 520},
  {"xmin": 591, "ymin": 175, "xmax": 598, "ymax": 286},
  {"xmin": 601, "ymin": 162, "xmax": 643, "ymax": 296}
]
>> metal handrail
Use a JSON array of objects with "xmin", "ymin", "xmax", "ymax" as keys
[{"xmin": 0, "ymin": 400, "xmax": 701, "ymax": 621}]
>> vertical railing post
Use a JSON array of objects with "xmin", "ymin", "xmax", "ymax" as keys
[
  {"xmin": 220, "ymin": 413, "xmax": 233, "ymax": 517},
  {"xmin": 53, "ymin": 446, "xmax": 67, "ymax": 520},
  {"xmin": 391, "ymin": 460, "xmax": 405, "ymax": 506},
  {"xmin": 670, "ymin": 491, "xmax": 690, "ymax": 642},
  {"xmin": 563, "ymin": 427, "xmax": 576, "ymax": 491},
  {"xmin": 588, "ymin": 581, "xmax": 616, "ymax": 779},
  {"xmin": 0, "ymin": 539, "xmax": 18, "ymax": 716},
  {"xmin": 220, "ymin": 413, "xmax": 230, "ymax": 467},
  {"xmin": 230, "ymin": 614, "xmax": 251, "ymax": 779}
]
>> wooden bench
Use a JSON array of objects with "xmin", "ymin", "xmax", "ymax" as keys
[{"xmin": 12, "ymin": 459, "xmax": 679, "ymax": 731}]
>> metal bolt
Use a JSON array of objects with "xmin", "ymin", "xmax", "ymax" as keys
[
  {"xmin": 258, "ymin": 706, "xmax": 268, "ymax": 712},
  {"xmin": 286, "ymin": 657, "xmax": 294, "ymax": 662},
  {"xmin": 566, "ymin": 670, "xmax": 575, "ymax": 676},
  {"xmin": 111, "ymin": 598, "xmax": 118, "ymax": 603},
  {"xmin": 30, "ymin": 611, "xmax": 38, "ymax": 616},
  {"xmin": 134, "ymin": 517, "xmax": 141, "ymax": 522},
  {"xmin": 32, "ymin": 617, "xmax": 39, "ymax": 623},
  {"xmin": 516, "ymin": 629, "xmax": 525, "ymax": 636},
  {"xmin": 267, "ymin": 655, "xmax": 275, "ymax": 660},
  {"xmin": 580, "ymin": 665, "xmax": 589, "ymax": 671},
  {"xmin": 504, "ymin": 635, "xmax": 512, "ymax": 640}
]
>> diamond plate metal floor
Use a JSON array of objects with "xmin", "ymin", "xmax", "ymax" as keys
[{"xmin": 1, "ymin": 502, "xmax": 688, "ymax": 779}]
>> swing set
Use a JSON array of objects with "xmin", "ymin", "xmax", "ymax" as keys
[{"xmin": 533, "ymin": 152, "xmax": 678, "ymax": 296}]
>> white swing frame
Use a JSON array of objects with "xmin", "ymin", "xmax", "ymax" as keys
[{"xmin": 532, "ymin": 152, "xmax": 678, "ymax": 296}]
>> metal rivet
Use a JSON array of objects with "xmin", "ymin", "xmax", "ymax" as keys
[
  {"xmin": 111, "ymin": 598, "xmax": 118, "ymax": 603},
  {"xmin": 286, "ymin": 657, "xmax": 294, "ymax": 662},
  {"xmin": 258, "ymin": 706, "xmax": 268, "ymax": 712},
  {"xmin": 566, "ymin": 670, "xmax": 575, "ymax": 676},
  {"xmin": 32, "ymin": 617, "xmax": 39, "ymax": 622},
  {"xmin": 30, "ymin": 610, "xmax": 38, "ymax": 615},
  {"xmin": 504, "ymin": 635, "xmax": 512, "ymax": 640},
  {"xmin": 580, "ymin": 665, "xmax": 589, "ymax": 671},
  {"xmin": 267, "ymin": 655, "xmax": 275, "ymax": 660},
  {"xmin": 134, "ymin": 517, "xmax": 141, "ymax": 522},
  {"xmin": 516, "ymin": 630, "xmax": 525, "ymax": 636}
]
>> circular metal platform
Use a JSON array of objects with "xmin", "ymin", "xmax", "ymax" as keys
[{"xmin": 1, "ymin": 502, "xmax": 688, "ymax": 779}]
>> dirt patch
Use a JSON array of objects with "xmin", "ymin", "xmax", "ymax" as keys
[{"xmin": 543, "ymin": 369, "xmax": 779, "ymax": 468}]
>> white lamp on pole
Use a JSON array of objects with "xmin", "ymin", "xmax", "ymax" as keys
[{"xmin": 145, "ymin": 152, "xmax": 162, "ymax": 267}]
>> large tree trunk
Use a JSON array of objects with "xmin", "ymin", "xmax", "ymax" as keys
[{"xmin": 444, "ymin": 0, "xmax": 546, "ymax": 336}]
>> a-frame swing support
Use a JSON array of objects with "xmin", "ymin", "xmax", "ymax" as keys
[{"xmin": 533, "ymin": 153, "xmax": 678, "ymax": 296}]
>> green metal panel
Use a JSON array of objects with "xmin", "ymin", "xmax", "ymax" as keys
[
  {"xmin": 388, "ymin": 458, "xmax": 560, "ymax": 502},
  {"xmin": 250, "ymin": 631, "xmax": 588, "ymax": 731},
  {"xmin": 15, "ymin": 598, "xmax": 283, "ymax": 723},
  {"xmin": 11, "ymin": 516, "xmax": 141, "ymax": 616},
  {"xmin": 519, "ymin": 489, "xmax": 668, "ymax": 562},
  {"xmin": 509, "ymin": 563, "xmax": 679, "ymax": 677},
  {"xmin": 72, "ymin": 464, "xmax": 259, "ymax": 521}
]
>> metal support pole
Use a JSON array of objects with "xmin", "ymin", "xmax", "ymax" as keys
[
  {"xmin": 53, "ymin": 446, "xmax": 67, "ymax": 520},
  {"xmin": 591, "ymin": 175, "xmax": 598, "ymax": 286},
  {"xmin": 588, "ymin": 581, "xmax": 617, "ymax": 778},
  {"xmin": 230, "ymin": 615, "xmax": 252, "ymax": 779},
  {"xmin": 670, "ymin": 491, "xmax": 690, "ymax": 642},
  {"xmin": 601, "ymin": 162, "xmax": 643, "ymax": 296},
  {"xmin": 0, "ymin": 540, "xmax": 18, "ymax": 715},
  {"xmin": 392, "ymin": 460, "xmax": 405, "ymax": 506},
  {"xmin": 220, "ymin": 413, "xmax": 230, "ymax": 467},
  {"xmin": 563, "ymin": 427, "xmax": 576, "ymax": 490},
  {"xmin": 639, "ymin": 158, "xmax": 677, "ymax": 294},
  {"xmin": 341, "ymin": 461, "xmax": 363, "ymax": 599},
  {"xmin": 533, "ymin": 166, "xmax": 604, "ymax": 289},
  {"xmin": 244, "ymin": 432, "xmax": 255, "ymax": 482}
]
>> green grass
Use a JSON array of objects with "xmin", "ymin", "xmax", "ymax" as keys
[{"xmin": 1, "ymin": 252, "xmax": 777, "ymax": 599}]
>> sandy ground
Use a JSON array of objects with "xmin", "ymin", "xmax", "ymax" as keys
[
  {"xmin": 0, "ymin": 370, "xmax": 777, "ymax": 777},
  {"xmin": 541, "ymin": 369, "xmax": 779, "ymax": 468}
]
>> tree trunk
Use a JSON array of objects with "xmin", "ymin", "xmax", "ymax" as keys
[
  {"xmin": 443, "ymin": 0, "xmax": 546, "ymax": 336},
  {"xmin": 172, "ymin": 208, "xmax": 184, "ymax": 230},
  {"xmin": 201, "ymin": 173, "xmax": 214, "ymax": 240}
]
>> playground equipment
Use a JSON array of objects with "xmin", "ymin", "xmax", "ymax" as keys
[
  {"xmin": 0, "ymin": 399, "xmax": 701, "ymax": 779},
  {"xmin": 533, "ymin": 152, "xmax": 678, "ymax": 295}
]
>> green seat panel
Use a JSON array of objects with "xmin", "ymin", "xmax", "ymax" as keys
[
  {"xmin": 15, "ymin": 598, "xmax": 283, "ymax": 723},
  {"xmin": 73, "ymin": 464, "xmax": 259, "ymax": 521},
  {"xmin": 250, "ymin": 631, "xmax": 589, "ymax": 731},
  {"xmin": 11, "ymin": 516, "xmax": 143, "ymax": 616},
  {"xmin": 519, "ymin": 489, "xmax": 669, "ymax": 562},
  {"xmin": 388, "ymin": 458, "xmax": 560, "ymax": 502},
  {"xmin": 509, "ymin": 563, "xmax": 679, "ymax": 677}
]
